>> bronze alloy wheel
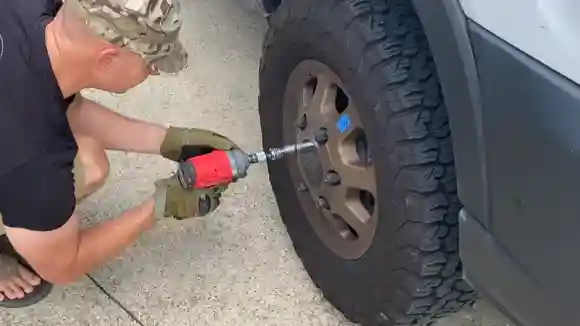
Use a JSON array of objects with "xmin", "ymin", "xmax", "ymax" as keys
[{"xmin": 282, "ymin": 60, "xmax": 378, "ymax": 260}]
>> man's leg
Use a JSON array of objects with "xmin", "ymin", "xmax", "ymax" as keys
[
  {"xmin": 0, "ymin": 133, "xmax": 110, "ymax": 302},
  {"xmin": 0, "ymin": 134, "xmax": 108, "ymax": 232},
  {"xmin": 0, "ymin": 217, "xmax": 5, "ymax": 237},
  {"xmin": 72, "ymin": 133, "xmax": 110, "ymax": 201}
]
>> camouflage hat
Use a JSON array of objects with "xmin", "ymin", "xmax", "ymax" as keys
[{"xmin": 63, "ymin": 0, "xmax": 188, "ymax": 74}]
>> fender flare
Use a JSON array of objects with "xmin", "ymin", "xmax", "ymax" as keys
[{"xmin": 412, "ymin": 0, "xmax": 489, "ymax": 226}]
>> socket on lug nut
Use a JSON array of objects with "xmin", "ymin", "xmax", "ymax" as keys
[
  {"xmin": 324, "ymin": 171, "xmax": 341, "ymax": 186},
  {"xmin": 316, "ymin": 197, "xmax": 330, "ymax": 210},
  {"xmin": 314, "ymin": 128, "xmax": 329, "ymax": 145}
]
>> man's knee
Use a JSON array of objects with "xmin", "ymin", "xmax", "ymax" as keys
[
  {"xmin": 75, "ymin": 135, "xmax": 109, "ymax": 199},
  {"xmin": 84, "ymin": 148, "xmax": 109, "ymax": 190}
]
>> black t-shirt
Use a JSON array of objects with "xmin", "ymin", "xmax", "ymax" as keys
[{"xmin": 0, "ymin": 0, "xmax": 78, "ymax": 231}]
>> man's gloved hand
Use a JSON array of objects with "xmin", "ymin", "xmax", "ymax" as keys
[
  {"xmin": 153, "ymin": 174, "xmax": 226, "ymax": 220},
  {"xmin": 160, "ymin": 126, "xmax": 239, "ymax": 162}
]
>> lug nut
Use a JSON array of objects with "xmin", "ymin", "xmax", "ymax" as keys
[
  {"xmin": 316, "ymin": 197, "xmax": 330, "ymax": 210},
  {"xmin": 296, "ymin": 114, "xmax": 307, "ymax": 130},
  {"xmin": 324, "ymin": 171, "xmax": 341, "ymax": 186},
  {"xmin": 314, "ymin": 128, "xmax": 329, "ymax": 145}
]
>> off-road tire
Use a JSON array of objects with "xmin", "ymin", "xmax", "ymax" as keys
[{"xmin": 258, "ymin": 0, "xmax": 478, "ymax": 325}]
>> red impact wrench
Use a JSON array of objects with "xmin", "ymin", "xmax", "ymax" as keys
[{"xmin": 176, "ymin": 141, "xmax": 317, "ymax": 189}]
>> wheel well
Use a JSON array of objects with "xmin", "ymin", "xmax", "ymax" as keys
[{"xmin": 412, "ymin": 0, "xmax": 489, "ymax": 228}]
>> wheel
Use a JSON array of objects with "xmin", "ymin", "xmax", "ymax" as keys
[{"xmin": 258, "ymin": 0, "xmax": 477, "ymax": 325}]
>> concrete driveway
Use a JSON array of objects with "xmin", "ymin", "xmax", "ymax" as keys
[{"xmin": 0, "ymin": 1, "xmax": 513, "ymax": 325}]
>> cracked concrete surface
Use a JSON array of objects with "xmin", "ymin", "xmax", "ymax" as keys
[{"xmin": 1, "ymin": 1, "xmax": 514, "ymax": 325}]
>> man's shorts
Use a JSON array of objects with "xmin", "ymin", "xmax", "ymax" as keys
[{"xmin": 0, "ymin": 155, "xmax": 87, "ymax": 236}]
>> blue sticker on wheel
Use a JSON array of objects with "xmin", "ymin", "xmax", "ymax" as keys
[{"xmin": 336, "ymin": 113, "xmax": 352, "ymax": 133}]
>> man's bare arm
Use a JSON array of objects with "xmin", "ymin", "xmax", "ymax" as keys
[
  {"xmin": 67, "ymin": 94, "xmax": 167, "ymax": 154},
  {"xmin": 4, "ymin": 199, "xmax": 155, "ymax": 284}
]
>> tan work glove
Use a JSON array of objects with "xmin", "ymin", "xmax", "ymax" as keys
[
  {"xmin": 160, "ymin": 126, "xmax": 239, "ymax": 162},
  {"xmin": 153, "ymin": 174, "xmax": 226, "ymax": 220}
]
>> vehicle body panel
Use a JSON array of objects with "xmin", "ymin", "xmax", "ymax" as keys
[
  {"xmin": 460, "ymin": 21, "xmax": 580, "ymax": 326},
  {"xmin": 412, "ymin": 0, "xmax": 490, "ymax": 229},
  {"xmin": 459, "ymin": 0, "xmax": 580, "ymax": 85},
  {"xmin": 413, "ymin": 2, "xmax": 580, "ymax": 324}
]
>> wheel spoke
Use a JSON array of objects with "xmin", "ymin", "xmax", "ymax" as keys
[
  {"xmin": 308, "ymin": 75, "xmax": 337, "ymax": 122},
  {"xmin": 324, "ymin": 105, "xmax": 361, "ymax": 140},
  {"xmin": 338, "ymin": 104, "xmax": 364, "ymax": 130},
  {"xmin": 320, "ymin": 177, "xmax": 373, "ymax": 220},
  {"xmin": 324, "ymin": 133, "xmax": 375, "ymax": 194},
  {"xmin": 348, "ymin": 105, "xmax": 363, "ymax": 128},
  {"xmin": 300, "ymin": 81, "xmax": 316, "ymax": 110},
  {"xmin": 333, "ymin": 197, "xmax": 371, "ymax": 239},
  {"xmin": 297, "ymin": 76, "xmax": 338, "ymax": 142},
  {"xmin": 338, "ymin": 164, "xmax": 376, "ymax": 194}
]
